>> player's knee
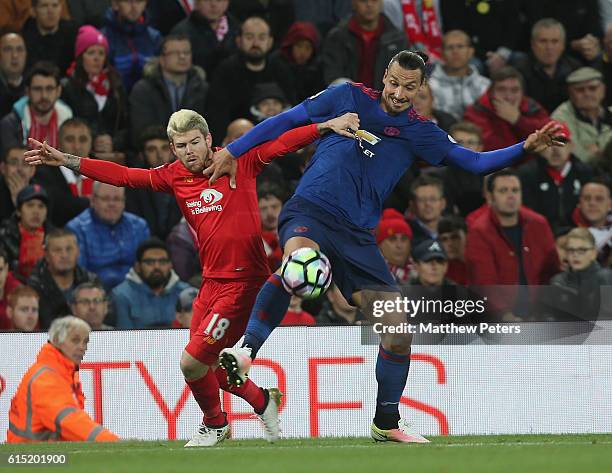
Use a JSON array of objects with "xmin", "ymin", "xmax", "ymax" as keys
[
  {"xmin": 380, "ymin": 334, "xmax": 412, "ymax": 356},
  {"xmin": 180, "ymin": 351, "xmax": 209, "ymax": 380}
]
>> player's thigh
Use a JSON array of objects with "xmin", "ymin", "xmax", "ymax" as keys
[
  {"xmin": 358, "ymin": 288, "xmax": 412, "ymax": 355},
  {"xmin": 185, "ymin": 280, "xmax": 263, "ymax": 364}
]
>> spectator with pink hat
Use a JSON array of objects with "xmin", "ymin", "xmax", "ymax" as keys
[{"xmin": 61, "ymin": 25, "xmax": 128, "ymax": 161}]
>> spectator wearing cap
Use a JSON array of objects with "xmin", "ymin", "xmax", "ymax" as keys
[
  {"xmin": 270, "ymin": 21, "xmax": 325, "ymax": 103},
  {"xmin": 437, "ymin": 216, "xmax": 468, "ymax": 285},
  {"xmin": 28, "ymin": 228, "xmax": 100, "ymax": 329},
  {"xmin": 174, "ymin": 285, "xmax": 198, "ymax": 328},
  {"xmin": 552, "ymin": 67, "xmax": 612, "ymax": 164},
  {"xmin": 513, "ymin": 18, "xmax": 581, "ymax": 114},
  {"xmin": 0, "ymin": 32, "xmax": 27, "ymax": 119},
  {"xmin": 465, "ymin": 169, "xmax": 560, "ymax": 318},
  {"xmin": 205, "ymin": 16, "xmax": 296, "ymax": 144},
  {"xmin": 0, "ymin": 184, "xmax": 52, "ymax": 281},
  {"xmin": 571, "ymin": 177, "xmax": 612, "ymax": 265},
  {"xmin": 0, "ymin": 61, "xmax": 72, "ymax": 152},
  {"xmin": 67, "ymin": 181, "xmax": 150, "ymax": 290},
  {"xmin": 321, "ymin": 0, "xmax": 407, "ymax": 89},
  {"xmin": 408, "ymin": 175, "xmax": 446, "ymax": 247},
  {"xmin": 410, "ymin": 239, "xmax": 451, "ymax": 287},
  {"xmin": 170, "ymin": 0, "xmax": 240, "ymax": 79},
  {"xmin": 249, "ymin": 82, "xmax": 290, "ymax": 123},
  {"xmin": 464, "ymin": 66, "xmax": 550, "ymax": 151},
  {"xmin": 428, "ymin": 30, "xmax": 491, "ymax": 120},
  {"xmin": 0, "ymin": 146, "xmax": 37, "ymax": 222},
  {"xmin": 5, "ymin": 286, "xmax": 39, "ymax": 332},
  {"xmin": 125, "ymin": 126, "xmax": 182, "ymax": 240},
  {"xmin": 129, "ymin": 33, "xmax": 208, "ymax": 148},
  {"xmin": 101, "ymin": 0, "xmax": 162, "ymax": 92},
  {"xmin": 112, "ymin": 238, "xmax": 190, "ymax": 329},
  {"xmin": 71, "ymin": 282, "xmax": 113, "ymax": 330},
  {"xmin": 0, "ymin": 246, "xmax": 22, "ymax": 330},
  {"xmin": 282, "ymin": 296, "xmax": 316, "ymax": 326},
  {"xmin": 22, "ymin": 0, "xmax": 78, "ymax": 75},
  {"xmin": 519, "ymin": 120, "xmax": 593, "ymax": 232},
  {"xmin": 376, "ymin": 208, "xmax": 413, "ymax": 285},
  {"xmin": 61, "ymin": 25, "xmax": 128, "ymax": 158}
]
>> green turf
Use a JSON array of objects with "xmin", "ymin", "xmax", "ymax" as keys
[{"xmin": 1, "ymin": 435, "xmax": 611, "ymax": 473}]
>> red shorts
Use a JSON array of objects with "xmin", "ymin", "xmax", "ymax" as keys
[{"xmin": 185, "ymin": 277, "xmax": 267, "ymax": 365}]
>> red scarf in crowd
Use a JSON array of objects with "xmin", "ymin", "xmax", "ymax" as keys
[
  {"xmin": 28, "ymin": 105, "xmax": 59, "ymax": 148},
  {"xmin": 86, "ymin": 70, "xmax": 110, "ymax": 98},
  {"xmin": 401, "ymin": 0, "xmax": 442, "ymax": 60},
  {"xmin": 18, "ymin": 225, "xmax": 45, "ymax": 279}
]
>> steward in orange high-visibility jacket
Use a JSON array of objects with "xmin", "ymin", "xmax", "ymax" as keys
[{"xmin": 7, "ymin": 316, "xmax": 118, "ymax": 442}]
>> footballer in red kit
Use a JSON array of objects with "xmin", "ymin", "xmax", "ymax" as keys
[{"xmin": 24, "ymin": 109, "xmax": 359, "ymax": 447}]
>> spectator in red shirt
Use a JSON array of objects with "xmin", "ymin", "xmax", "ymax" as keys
[
  {"xmin": 464, "ymin": 66, "xmax": 550, "ymax": 151},
  {"xmin": 0, "ymin": 246, "xmax": 22, "ymax": 330},
  {"xmin": 438, "ymin": 216, "xmax": 467, "ymax": 285},
  {"xmin": 258, "ymin": 182, "xmax": 285, "ymax": 272},
  {"xmin": 282, "ymin": 296, "xmax": 316, "ymax": 326},
  {"xmin": 465, "ymin": 169, "xmax": 560, "ymax": 318}
]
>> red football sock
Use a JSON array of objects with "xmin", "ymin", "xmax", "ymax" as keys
[
  {"xmin": 215, "ymin": 366, "xmax": 267, "ymax": 413},
  {"xmin": 185, "ymin": 369, "xmax": 227, "ymax": 427}
]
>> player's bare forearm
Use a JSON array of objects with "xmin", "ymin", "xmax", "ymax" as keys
[{"xmin": 63, "ymin": 153, "xmax": 81, "ymax": 172}]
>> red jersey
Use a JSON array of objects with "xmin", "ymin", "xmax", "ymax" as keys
[{"xmin": 79, "ymin": 124, "xmax": 320, "ymax": 280}]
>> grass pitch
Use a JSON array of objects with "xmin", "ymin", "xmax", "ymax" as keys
[{"xmin": 1, "ymin": 434, "xmax": 611, "ymax": 473}]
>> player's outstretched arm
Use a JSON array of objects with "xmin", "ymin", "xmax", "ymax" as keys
[
  {"xmin": 445, "ymin": 121, "xmax": 565, "ymax": 175},
  {"xmin": 252, "ymin": 113, "xmax": 360, "ymax": 169},
  {"xmin": 24, "ymin": 137, "xmax": 154, "ymax": 189}
]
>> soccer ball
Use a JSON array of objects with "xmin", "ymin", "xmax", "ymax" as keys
[{"xmin": 280, "ymin": 247, "xmax": 332, "ymax": 299}]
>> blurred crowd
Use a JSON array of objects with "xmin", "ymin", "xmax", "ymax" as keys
[{"xmin": 1, "ymin": 0, "xmax": 612, "ymax": 332}]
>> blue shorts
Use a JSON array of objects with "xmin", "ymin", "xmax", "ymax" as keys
[{"xmin": 278, "ymin": 196, "xmax": 399, "ymax": 302}]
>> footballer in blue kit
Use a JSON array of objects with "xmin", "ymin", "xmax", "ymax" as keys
[{"xmin": 206, "ymin": 51, "xmax": 565, "ymax": 443}]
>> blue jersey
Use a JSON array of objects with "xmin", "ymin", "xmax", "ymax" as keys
[{"xmin": 296, "ymin": 82, "xmax": 457, "ymax": 229}]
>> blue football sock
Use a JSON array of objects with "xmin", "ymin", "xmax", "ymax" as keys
[
  {"xmin": 374, "ymin": 345, "xmax": 411, "ymax": 430},
  {"xmin": 242, "ymin": 274, "xmax": 290, "ymax": 359}
]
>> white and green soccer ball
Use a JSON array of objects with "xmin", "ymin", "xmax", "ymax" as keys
[{"xmin": 280, "ymin": 247, "xmax": 332, "ymax": 299}]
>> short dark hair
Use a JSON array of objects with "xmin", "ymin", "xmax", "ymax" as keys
[
  {"xmin": 449, "ymin": 121, "xmax": 483, "ymax": 141},
  {"xmin": 44, "ymin": 228, "xmax": 77, "ymax": 249},
  {"xmin": 438, "ymin": 215, "xmax": 467, "ymax": 235},
  {"xmin": 136, "ymin": 237, "xmax": 169, "ymax": 262},
  {"xmin": 25, "ymin": 61, "xmax": 61, "ymax": 88},
  {"xmin": 486, "ymin": 169, "xmax": 520, "ymax": 193},
  {"xmin": 72, "ymin": 281, "xmax": 106, "ymax": 302},
  {"xmin": 139, "ymin": 126, "xmax": 168, "ymax": 151},
  {"xmin": 59, "ymin": 118, "xmax": 92, "ymax": 140},
  {"xmin": 387, "ymin": 50, "xmax": 429, "ymax": 83},
  {"xmin": 2, "ymin": 145, "xmax": 27, "ymax": 163},
  {"xmin": 490, "ymin": 66, "xmax": 524, "ymax": 89},
  {"xmin": 257, "ymin": 181, "xmax": 286, "ymax": 202},
  {"xmin": 581, "ymin": 176, "xmax": 612, "ymax": 198},
  {"xmin": 410, "ymin": 175, "xmax": 444, "ymax": 200},
  {"xmin": 160, "ymin": 33, "xmax": 192, "ymax": 55}
]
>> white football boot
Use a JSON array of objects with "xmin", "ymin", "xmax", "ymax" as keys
[
  {"xmin": 219, "ymin": 346, "xmax": 253, "ymax": 387},
  {"xmin": 184, "ymin": 423, "xmax": 230, "ymax": 447},
  {"xmin": 257, "ymin": 388, "xmax": 283, "ymax": 443},
  {"xmin": 370, "ymin": 419, "xmax": 430, "ymax": 444}
]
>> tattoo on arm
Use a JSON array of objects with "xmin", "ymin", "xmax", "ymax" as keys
[{"xmin": 63, "ymin": 153, "xmax": 81, "ymax": 171}]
